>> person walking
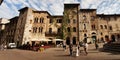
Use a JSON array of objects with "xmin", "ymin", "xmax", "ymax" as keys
[
  {"xmin": 76, "ymin": 45, "xmax": 79, "ymax": 56},
  {"xmin": 83, "ymin": 43, "xmax": 88, "ymax": 55},
  {"xmin": 95, "ymin": 43, "xmax": 99, "ymax": 50}
]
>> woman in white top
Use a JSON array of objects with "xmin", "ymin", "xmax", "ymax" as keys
[{"xmin": 83, "ymin": 43, "xmax": 88, "ymax": 55}]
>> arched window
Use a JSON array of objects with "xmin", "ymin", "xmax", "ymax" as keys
[
  {"xmin": 73, "ymin": 27, "xmax": 76, "ymax": 32},
  {"xmin": 104, "ymin": 25, "xmax": 107, "ymax": 29},
  {"xmin": 49, "ymin": 19, "xmax": 52, "ymax": 23},
  {"xmin": 33, "ymin": 27, "xmax": 37, "ymax": 33},
  {"xmin": 57, "ymin": 28, "xmax": 61, "ymax": 33},
  {"xmin": 91, "ymin": 25, "xmax": 95, "ymax": 30},
  {"xmin": 49, "ymin": 28, "xmax": 52, "ymax": 33},
  {"xmin": 67, "ymin": 19, "xmax": 70, "ymax": 23},
  {"xmin": 40, "ymin": 17, "xmax": 44, "ymax": 23},
  {"xmin": 39, "ymin": 27, "xmax": 43, "ymax": 33},
  {"xmin": 73, "ymin": 37, "xmax": 76, "ymax": 45},
  {"xmin": 109, "ymin": 26, "xmax": 112, "ymax": 30},
  {"xmin": 67, "ymin": 27, "xmax": 70, "ymax": 32},
  {"xmin": 83, "ymin": 15, "xmax": 86, "ymax": 20},
  {"xmin": 73, "ymin": 19, "xmax": 76, "ymax": 23},
  {"xmin": 100, "ymin": 25, "xmax": 103, "ymax": 29},
  {"xmin": 84, "ymin": 24, "xmax": 86, "ymax": 29},
  {"xmin": 34, "ymin": 17, "xmax": 38, "ymax": 23},
  {"xmin": 66, "ymin": 37, "xmax": 70, "ymax": 45}
]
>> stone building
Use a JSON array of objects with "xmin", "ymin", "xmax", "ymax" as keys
[
  {"xmin": 79, "ymin": 9, "xmax": 97, "ymax": 43},
  {"xmin": 4, "ymin": 17, "xmax": 18, "ymax": 45},
  {"xmin": 96, "ymin": 14, "xmax": 109, "ymax": 43},
  {"xmin": 107, "ymin": 14, "xmax": 120, "ymax": 42},
  {"xmin": 14, "ymin": 7, "xmax": 63, "ymax": 46},
  {"xmin": 63, "ymin": 3, "xmax": 80, "ymax": 45},
  {"xmin": 1, "ymin": 3, "xmax": 120, "ymax": 46},
  {"xmin": 64, "ymin": 3, "xmax": 120, "ymax": 44},
  {"xmin": 0, "ymin": 18, "xmax": 9, "ymax": 45}
]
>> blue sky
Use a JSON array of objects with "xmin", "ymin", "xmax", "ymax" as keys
[{"xmin": 0, "ymin": 0, "xmax": 120, "ymax": 19}]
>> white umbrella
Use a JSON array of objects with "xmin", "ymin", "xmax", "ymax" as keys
[{"xmin": 53, "ymin": 39, "xmax": 63, "ymax": 41}]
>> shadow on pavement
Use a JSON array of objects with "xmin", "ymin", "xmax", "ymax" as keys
[
  {"xmin": 99, "ymin": 48, "xmax": 120, "ymax": 55},
  {"xmin": 54, "ymin": 49, "xmax": 63, "ymax": 51},
  {"xmin": 55, "ymin": 55, "xmax": 70, "ymax": 57}
]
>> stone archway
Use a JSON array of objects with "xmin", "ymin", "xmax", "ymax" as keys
[
  {"xmin": 105, "ymin": 35, "xmax": 109, "ymax": 43},
  {"xmin": 111, "ymin": 35, "xmax": 115, "ymax": 42},
  {"xmin": 66, "ymin": 37, "xmax": 70, "ymax": 45},
  {"xmin": 72, "ymin": 37, "xmax": 76, "ymax": 45},
  {"xmin": 91, "ymin": 32, "xmax": 97, "ymax": 43}
]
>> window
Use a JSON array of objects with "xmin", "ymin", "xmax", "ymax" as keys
[
  {"xmin": 49, "ymin": 28, "xmax": 52, "ymax": 33},
  {"xmin": 33, "ymin": 27, "xmax": 37, "ymax": 33},
  {"xmin": 84, "ymin": 24, "xmax": 86, "ymax": 29},
  {"xmin": 66, "ymin": 37, "xmax": 70, "ymax": 45},
  {"xmin": 73, "ymin": 27, "xmax": 76, "ymax": 32},
  {"xmin": 73, "ymin": 37, "xmax": 76, "ymax": 45},
  {"xmin": 57, "ymin": 19, "xmax": 62, "ymax": 23},
  {"xmin": 104, "ymin": 25, "xmax": 107, "ymax": 29},
  {"xmin": 92, "ymin": 25, "xmax": 96, "ymax": 30},
  {"xmin": 100, "ymin": 25, "xmax": 103, "ymax": 29},
  {"xmin": 40, "ymin": 17, "xmax": 44, "ymax": 23},
  {"xmin": 83, "ymin": 15, "xmax": 86, "ymax": 20},
  {"xmin": 30, "ymin": 20, "xmax": 32, "ymax": 24},
  {"xmin": 67, "ymin": 19, "xmax": 70, "ymax": 23},
  {"xmin": 91, "ymin": 16, "xmax": 95, "ymax": 20},
  {"xmin": 101, "ymin": 32, "xmax": 103, "ymax": 35},
  {"xmin": 67, "ymin": 27, "xmax": 70, "ymax": 32},
  {"xmin": 109, "ymin": 26, "xmax": 112, "ymax": 30},
  {"xmin": 73, "ymin": 19, "xmax": 76, "ymax": 23},
  {"xmin": 34, "ymin": 17, "xmax": 38, "ymax": 23},
  {"xmin": 39, "ymin": 27, "xmax": 43, "ymax": 33},
  {"xmin": 49, "ymin": 19, "xmax": 52, "ymax": 23},
  {"xmin": 57, "ymin": 28, "xmax": 61, "ymax": 33}
]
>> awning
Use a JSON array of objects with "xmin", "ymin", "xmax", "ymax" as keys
[
  {"xmin": 31, "ymin": 38, "xmax": 51, "ymax": 41},
  {"xmin": 53, "ymin": 39, "xmax": 64, "ymax": 41}
]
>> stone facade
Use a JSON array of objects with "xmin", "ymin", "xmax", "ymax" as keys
[
  {"xmin": 0, "ymin": 18, "xmax": 9, "ymax": 45},
  {"xmin": 64, "ymin": 3, "xmax": 80, "ymax": 45},
  {"xmin": 79, "ymin": 9, "xmax": 97, "ymax": 43},
  {"xmin": 1, "ymin": 3, "xmax": 120, "ymax": 46},
  {"xmin": 14, "ymin": 7, "xmax": 63, "ymax": 46}
]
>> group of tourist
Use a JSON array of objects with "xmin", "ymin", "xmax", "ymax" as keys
[{"xmin": 63, "ymin": 42, "xmax": 99, "ymax": 56}]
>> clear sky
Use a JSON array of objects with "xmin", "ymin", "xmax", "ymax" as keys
[{"xmin": 0, "ymin": 0, "xmax": 120, "ymax": 19}]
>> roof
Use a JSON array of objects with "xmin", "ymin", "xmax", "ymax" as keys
[
  {"xmin": 18, "ymin": 7, "xmax": 28, "ymax": 12},
  {"xmin": 80, "ymin": 9, "xmax": 96, "ymax": 11},
  {"xmin": 33, "ymin": 11, "xmax": 51, "ymax": 16},
  {"xmin": 51, "ymin": 15, "xmax": 63, "ymax": 18},
  {"xmin": 64, "ymin": 3, "xmax": 80, "ymax": 5},
  {"xmin": 97, "ymin": 14, "xmax": 120, "ymax": 17}
]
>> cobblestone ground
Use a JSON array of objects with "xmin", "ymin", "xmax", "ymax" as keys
[{"xmin": 0, "ymin": 43, "xmax": 120, "ymax": 60}]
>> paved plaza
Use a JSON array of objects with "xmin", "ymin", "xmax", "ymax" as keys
[{"xmin": 0, "ymin": 43, "xmax": 120, "ymax": 60}]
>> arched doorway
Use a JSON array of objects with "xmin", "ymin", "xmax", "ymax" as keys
[
  {"xmin": 101, "ymin": 37, "xmax": 104, "ymax": 43},
  {"xmin": 73, "ymin": 37, "xmax": 76, "ymax": 45},
  {"xmin": 66, "ymin": 37, "xmax": 70, "ymax": 45},
  {"xmin": 111, "ymin": 35, "xmax": 115, "ymax": 42},
  {"xmin": 105, "ymin": 35, "xmax": 109, "ymax": 43},
  {"xmin": 92, "ymin": 32, "xmax": 97, "ymax": 43}
]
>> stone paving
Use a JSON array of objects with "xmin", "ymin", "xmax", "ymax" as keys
[{"xmin": 0, "ymin": 43, "xmax": 120, "ymax": 60}]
